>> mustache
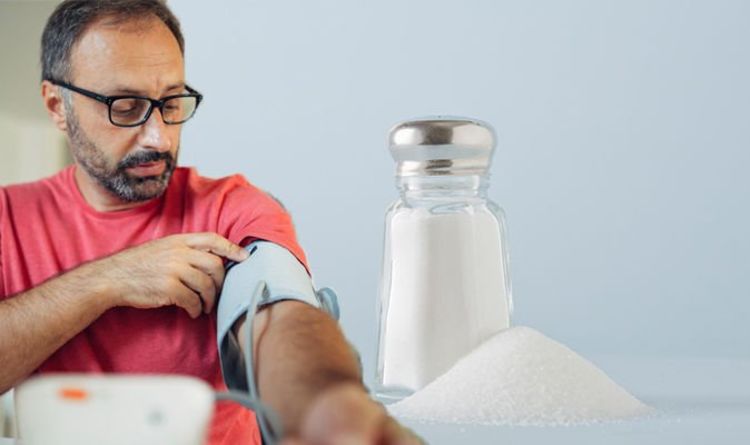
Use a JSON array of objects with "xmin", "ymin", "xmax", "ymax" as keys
[{"xmin": 118, "ymin": 151, "xmax": 174, "ymax": 170}]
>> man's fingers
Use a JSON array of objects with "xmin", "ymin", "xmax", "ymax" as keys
[
  {"xmin": 178, "ymin": 270, "xmax": 216, "ymax": 315},
  {"xmin": 330, "ymin": 433, "xmax": 371, "ymax": 445},
  {"xmin": 186, "ymin": 249, "xmax": 226, "ymax": 298},
  {"xmin": 184, "ymin": 232, "xmax": 249, "ymax": 262},
  {"xmin": 172, "ymin": 282, "xmax": 204, "ymax": 318}
]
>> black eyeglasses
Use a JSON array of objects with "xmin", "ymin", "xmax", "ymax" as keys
[{"xmin": 47, "ymin": 79, "xmax": 203, "ymax": 128}]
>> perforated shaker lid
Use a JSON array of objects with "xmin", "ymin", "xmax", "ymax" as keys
[{"xmin": 388, "ymin": 116, "xmax": 496, "ymax": 176}]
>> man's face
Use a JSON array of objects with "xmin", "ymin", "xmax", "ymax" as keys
[{"xmin": 65, "ymin": 16, "xmax": 185, "ymax": 203}]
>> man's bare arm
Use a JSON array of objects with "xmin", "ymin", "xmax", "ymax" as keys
[
  {"xmin": 237, "ymin": 300, "xmax": 361, "ymax": 436},
  {"xmin": 0, "ymin": 263, "xmax": 111, "ymax": 393},
  {"xmin": 237, "ymin": 301, "xmax": 422, "ymax": 444},
  {"xmin": 0, "ymin": 233, "xmax": 248, "ymax": 394}
]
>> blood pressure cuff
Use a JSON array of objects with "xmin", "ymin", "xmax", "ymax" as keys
[{"xmin": 216, "ymin": 241, "xmax": 339, "ymax": 391}]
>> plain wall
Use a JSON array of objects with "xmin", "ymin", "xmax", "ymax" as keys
[
  {"xmin": 173, "ymin": 0, "xmax": 748, "ymax": 381},
  {"xmin": 0, "ymin": 1, "xmax": 67, "ymax": 186}
]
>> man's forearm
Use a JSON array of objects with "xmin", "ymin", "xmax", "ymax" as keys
[
  {"xmin": 238, "ymin": 300, "xmax": 363, "ymax": 436},
  {"xmin": 0, "ymin": 263, "xmax": 112, "ymax": 393}
]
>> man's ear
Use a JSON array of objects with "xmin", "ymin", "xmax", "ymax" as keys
[{"xmin": 41, "ymin": 80, "xmax": 69, "ymax": 132}]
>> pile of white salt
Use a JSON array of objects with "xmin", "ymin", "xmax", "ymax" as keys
[{"xmin": 387, "ymin": 326, "xmax": 653, "ymax": 426}]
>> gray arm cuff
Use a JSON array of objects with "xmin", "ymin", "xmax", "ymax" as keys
[{"xmin": 216, "ymin": 241, "xmax": 323, "ymax": 391}]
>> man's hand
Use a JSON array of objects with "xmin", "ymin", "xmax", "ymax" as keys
[
  {"xmin": 87, "ymin": 232, "xmax": 248, "ymax": 318},
  {"xmin": 279, "ymin": 383, "xmax": 424, "ymax": 445}
]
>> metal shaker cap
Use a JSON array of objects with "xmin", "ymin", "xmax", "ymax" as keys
[{"xmin": 388, "ymin": 116, "xmax": 496, "ymax": 176}]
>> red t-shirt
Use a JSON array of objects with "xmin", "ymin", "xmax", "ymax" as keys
[{"xmin": 0, "ymin": 165, "xmax": 308, "ymax": 445}]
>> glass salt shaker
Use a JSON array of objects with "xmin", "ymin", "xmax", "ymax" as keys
[{"xmin": 374, "ymin": 117, "xmax": 513, "ymax": 403}]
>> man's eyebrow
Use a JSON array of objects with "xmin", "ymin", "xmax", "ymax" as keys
[{"xmin": 109, "ymin": 82, "xmax": 186, "ymax": 96}]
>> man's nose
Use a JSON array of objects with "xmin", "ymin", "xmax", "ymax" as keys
[{"xmin": 138, "ymin": 108, "xmax": 172, "ymax": 152}]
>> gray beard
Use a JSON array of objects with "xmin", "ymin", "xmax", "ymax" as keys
[{"xmin": 66, "ymin": 110, "xmax": 177, "ymax": 203}]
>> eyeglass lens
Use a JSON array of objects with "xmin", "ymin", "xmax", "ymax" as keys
[{"xmin": 109, "ymin": 96, "xmax": 198, "ymax": 126}]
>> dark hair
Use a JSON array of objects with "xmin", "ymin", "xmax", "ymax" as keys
[{"xmin": 41, "ymin": 0, "xmax": 184, "ymax": 82}]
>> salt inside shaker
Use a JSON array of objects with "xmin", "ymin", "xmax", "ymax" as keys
[{"xmin": 374, "ymin": 117, "xmax": 513, "ymax": 403}]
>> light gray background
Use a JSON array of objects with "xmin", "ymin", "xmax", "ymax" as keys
[{"xmin": 171, "ymin": 0, "xmax": 749, "ymax": 372}]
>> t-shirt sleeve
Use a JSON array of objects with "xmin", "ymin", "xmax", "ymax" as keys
[{"xmin": 217, "ymin": 175, "xmax": 308, "ymax": 270}]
